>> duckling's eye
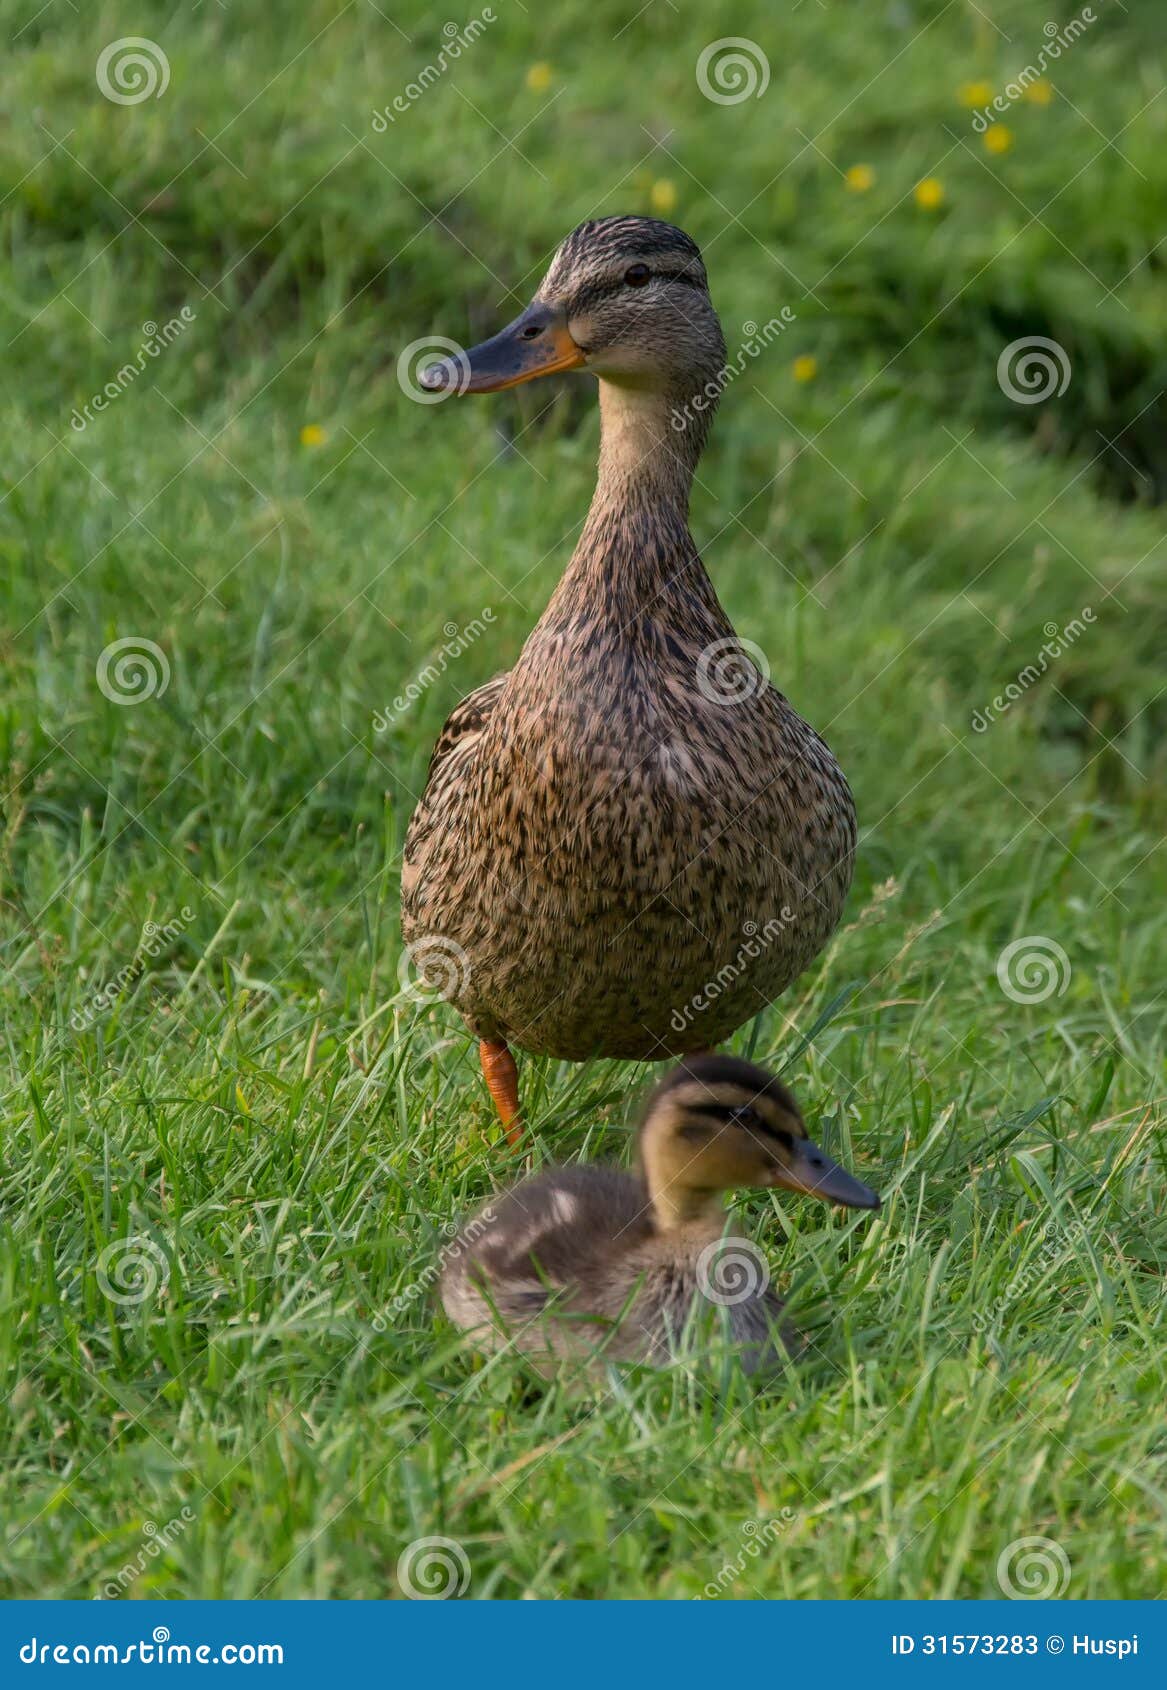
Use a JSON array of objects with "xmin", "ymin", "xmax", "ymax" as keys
[{"xmin": 624, "ymin": 263, "xmax": 651, "ymax": 287}]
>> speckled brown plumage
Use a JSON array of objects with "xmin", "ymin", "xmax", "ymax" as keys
[{"xmin": 402, "ymin": 218, "xmax": 855, "ymax": 1062}]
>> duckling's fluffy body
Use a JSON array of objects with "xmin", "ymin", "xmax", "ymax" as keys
[
  {"xmin": 439, "ymin": 1054, "xmax": 880, "ymax": 1374},
  {"xmin": 440, "ymin": 1162, "xmax": 784, "ymax": 1373}
]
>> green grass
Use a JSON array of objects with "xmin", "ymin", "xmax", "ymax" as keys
[{"xmin": 2, "ymin": 0, "xmax": 1166, "ymax": 1600}]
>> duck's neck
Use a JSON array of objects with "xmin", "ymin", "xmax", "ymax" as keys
[
  {"xmin": 648, "ymin": 1183, "xmax": 727, "ymax": 1235},
  {"xmin": 545, "ymin": 379, "xmax": 719, "ymax": 612},
  {"xmin": 594, "ymin": 378, "xmax": 705, "ymax": 520},
  {"xmin": 641, "ymin": 1126, "xmax": 727, "ymax": 1234}
]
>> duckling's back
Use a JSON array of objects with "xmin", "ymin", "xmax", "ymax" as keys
[{"xmin": 440, "ymin": 1164, "xmax": 651, "ymax": 1343}]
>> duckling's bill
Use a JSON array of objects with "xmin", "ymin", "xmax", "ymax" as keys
[
  {"xmin": 771, "ymin": 1137, "xmax": 880, "ymax": 1210},
  {"xmin": 422, "ymin": 302, "xmax": 585, "ymax": 395}
]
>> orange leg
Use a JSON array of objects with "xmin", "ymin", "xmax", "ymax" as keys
[{"xmin": 479, "ymin": 1039, "xmax": 522, "ymax": 1149}]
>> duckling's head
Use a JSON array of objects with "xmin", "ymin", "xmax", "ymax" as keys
[
  {"xmin": 421, "ymin": 216, "xmax": 727, "ymax": 404},
  {"xmin": 641, "ymin": 1055, "xmax": 881, "ymax": 1229}
]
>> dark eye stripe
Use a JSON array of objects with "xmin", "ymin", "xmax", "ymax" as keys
[
  {"xmin": 698, "ymin": 1102, "xmax": 794, "ymax": 1147},
  {"xmin": 566, "ymin": 269, "xmax": 706, "ymax": 313}
]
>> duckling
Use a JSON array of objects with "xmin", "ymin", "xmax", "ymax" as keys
[
  {"xmin": 403, "ymin": 217, "xmax": 855, "ymax": 1144},
  {"xmin": 440, "ymin": 1054, "xmax": 879, "ymax": 1374}
]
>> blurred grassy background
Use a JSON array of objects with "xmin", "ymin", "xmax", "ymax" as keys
[{"xmin": 1, "ymin": 0, "xmax": 1165, "ymax": 1599}]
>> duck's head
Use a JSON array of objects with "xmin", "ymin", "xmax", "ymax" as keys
[
  {"xmin": 640, "ymin": 1055, "xmax": 880, "ymax": 1228},
  {"xmin": 421, "ymin": 216, "xmax": 727, "ymax": 402}
]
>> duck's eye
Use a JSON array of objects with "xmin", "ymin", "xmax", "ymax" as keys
[
  {"xmin": 624, "ymin": 263, "xmax": 651, "ymax": 287},
  {"xmin": 732, "ymin": 1106, "xmax": 760, "ymax": 1130}
]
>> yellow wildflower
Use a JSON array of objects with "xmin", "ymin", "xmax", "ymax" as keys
[
  {"xmin": 958, "ymin": 80, "xmax": 994, "ymax": 108},
  {"xmin": 983, "ymin": 124, "xmax": 1013, "ymax": 154},
  {"xmin": 300, "ymin": 424, "xmax": 327, "ymax": 447},
  {"xmin": 792, "ymin": 355, "xmax": 818, "ymax": 384},
  {"xmin": 1024, "ymin": 78, "xmax": 1054, "ymax": 105},
  {"xmin": 914, "ymin": 177, "xmax": 945, "ymax": 210},
  {"xmin": 844, "ymin": 163, "xmax": 875, "ymax": 193},
  {"xmin": 525, "ymin": 62, "xmax": 553, "ymax": 93},
  {"xmin": 650, "ymin": 179, "xmax": 678, "ymax": 215}
]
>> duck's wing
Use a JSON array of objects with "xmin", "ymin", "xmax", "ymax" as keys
[
  {"xmin": 401, "ymin": 672, "xmax": 507, "ymax": 913},
  {"xmin": 423, "ymin": 672, "xmax": 508, "ymax": 789}
]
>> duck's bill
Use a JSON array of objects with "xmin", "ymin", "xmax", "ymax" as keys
[
  {"xmin": 419, "ymin": 303, "xmax": 585, "ymax": 396},
  {"xmin": 770, "ymin": 1138, "xmax": 880, "ymax": 1210}
]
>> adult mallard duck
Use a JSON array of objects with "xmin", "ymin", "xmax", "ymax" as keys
[
  {"xmin": 403, "ymin": 217, "xmax": 855, "ymax": 1142},
  {"xmin": 440, "ymin": 1054, "xmax": 879, "ymax": 1373}
]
